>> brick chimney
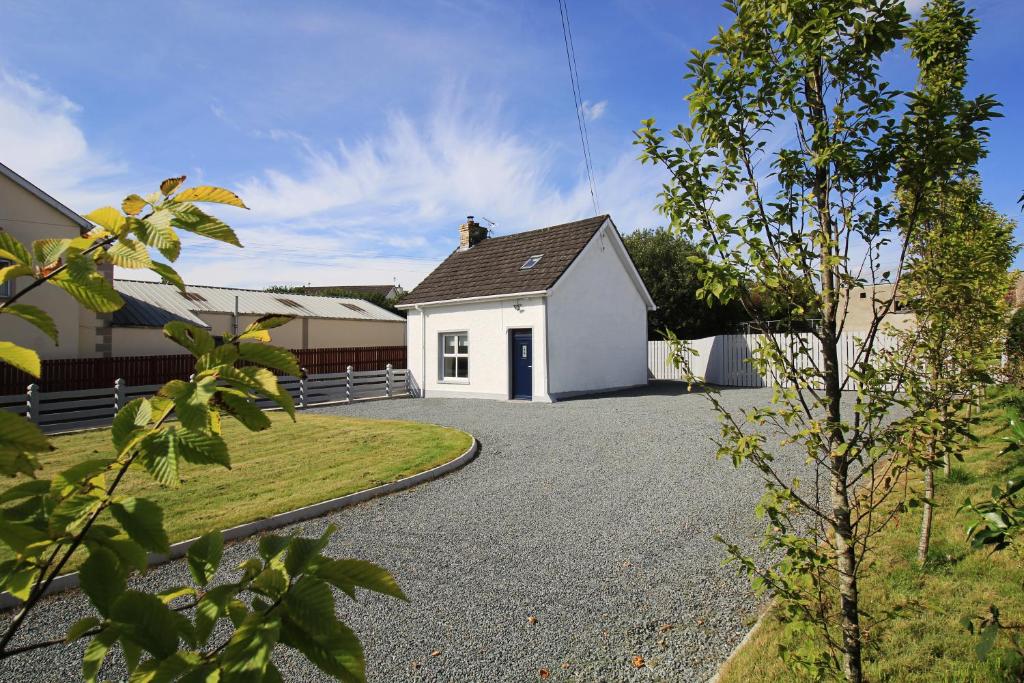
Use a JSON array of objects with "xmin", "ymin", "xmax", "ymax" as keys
[{"xmin": 459, "ymin": 216, "xmax": 488, "ymax": 250}]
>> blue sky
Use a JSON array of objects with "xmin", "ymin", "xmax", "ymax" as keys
[{"xmin": 1, "ymin": 0, "xmax": 1022, "ymax": 289}]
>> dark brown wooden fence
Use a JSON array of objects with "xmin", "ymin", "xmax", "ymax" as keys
[{"xmin": 0, "ymin": 346, "xmax": 407, "ymax": 394}]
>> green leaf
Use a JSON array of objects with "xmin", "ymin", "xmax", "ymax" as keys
[
  {"xmin": 170, "ymin": 203, "xmax": 242, "ymax": 247},
  {"xmin": 285, "ymin": 526, "xmax": 333, "ymax": 576},
  {"xmin": 165, "ymin": 378, "xmax": 218, "ymax": 431},
  {"xmin": 976, "ymin": 621, "xmax": 999, "ymax": 660},
  {"xmin": 85, "ymin": 207, "xmax": 127, "ymax": 234},
  {"xmin": 283, "ymin": 576, "xmax": 336, "ymax": 633},
  {"xmin": 80, "ymin": 546, "xmax": 125, "ymax": 616},
  {"xmin": 137, "ymin": 431, "xmax": 180, "ymax": 486},
  {"xmin": 52, "ymin": 458, "xmax": 112, "ymax": 493},
  {"xmin": 218, "ymin": 392, "xmax": 272, "ymax": 432},
  {"xmin": 251, "ymin": 566, "xmax": 288, "ymax": 600},
  {"xmin": 237, "ymin": 315, "xmax": 293, "ymax": 342},
  {"xmin": 49, "ymin": 491, "xmax": 105, "ymax": 538},
  {"xmin": 0, "ymin": 263, "xmax": 32, "ymax": 284},
  {"xmin": 186, "ymin": 531, "xmax": 223, "ymax": 586},
  {"xmin": 3, "ymin": 564, "xmax": 40, "ymax": 601},
  {"xmin": 174, "ymin": 428, "xmax": 230, "ymax": 468},
  {"xmin": 0, "ymin": 230, "xmax": 32, "ymax": 265},
  {"xmin": 0, "ymin": 341, "xmax": 40, "ymax": 377},
  {"xmin": 110, "ymin": 591, "xmax": 185, "ymax": 659},
  {"xmin": 279, "ymin": 614, "xmax": 364, "ymax": 683},
  {"xmin": 219, "ymin": 613, "xmax": 280, "ymax": 683},
  {"xmin": 0, "ymin": 478, "xmax": 50, "ymax": 504},
  {"xmin": 110, "ymin": 497, "xmax": 169, "ymax": 553},
  {"xmin": 313, "ymin": 558, "xmax": 407, "ymax": 601},
  {"xmin": 107, "ymin": 239, "xmax": 153, "ymax": 269},
  {"xmin": 149, "ymin": 261, "xmax": 185, "ymax": 292},
  {"xmin": 33, "ymin": 238, "xmax": 71, "ymax": 267},
  {"xmin": 66, "ymin": 616, "xmax": 102, "ymax": 642},
  {"xmin": 122, "ymin": 194, "xmax": 148, "ymax": 216},
  {"xmin": 128, "ymin": 213, "xmax": 180, "ymax": 262},
  {"xmin": 238, "ymin": 344, "xmax": 302, "ymax": 377},
  {"xmin": 258, "ymin": 535, "xmax": 290, "ymax": 562},
  {"xmin": 51, "ymin": 255, "xmax": 124, "ymax": 313},
  {"xmin": 86, "ymin": 526, "xmax": 148, "ymax": 573},
  {"xmin": 112, "ymin": 398, "xmax": 152, "ymax": 452},
  {"xmin": 0, "ymin": 520, "xmax": 48, "ymax": 554},
  {"xmin": 193, "ymin": 583, "xmax": 236, "ymax": 645},
  {"xmin": 0, "ymin": 411, "xmax": 49, "ymax": 452},
  {"xmin": 83, "ymin": 628, "xmax": 119, "ymax": 682},
  {"xmin": 173, "ymin": 186, "xmax": 248, "ymax": 209},
  {"xmin": 162, "ymin": 322, "xmax": 216, "ymax": 357},
  {"xmin": 1, "ymin": 304, "xmax": 58, "ymax": 344}
]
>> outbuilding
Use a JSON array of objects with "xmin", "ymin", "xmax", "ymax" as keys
[{"xmin": 397, "ymin": 215, "xmax": 654, "ymax": 401}]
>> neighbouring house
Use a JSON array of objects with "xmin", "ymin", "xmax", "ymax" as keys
[
  {"xmin": 111, "ymin": 280, "xmax": 406, "ymax": 356},
  {"xmin": 839, "ymin": 283, "xmax": 916, "ymax": 334},
  {"xmin": 397, "ymin": 215, "xmax": 655, "ymax": 401},
  {"xmin": 301, "ymin": 284, "xmax": 405, "ymax": 301},
  {"xmin": 0, "ymin": 162, "xmax": 111, "ymax": 359}
]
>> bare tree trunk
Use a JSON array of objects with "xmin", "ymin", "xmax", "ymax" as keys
[
  {"xmin": 808, "ymin": 61, "xmax": 862, "ymax": 683},
  {"xmin": 917, "ymin": 464, "xmax": 934, "ymax": 565}
]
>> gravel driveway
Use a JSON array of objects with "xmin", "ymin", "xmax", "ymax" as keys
[{"xmin": 2, "ymin": 384, "xmax": 808, "ymax": 682}]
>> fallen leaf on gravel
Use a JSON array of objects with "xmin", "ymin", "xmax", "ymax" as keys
[
  {"xmin": 658, "ymin": 623, "xmax": 673, "ymax": 633},
  {"xmin": 539, "ymin": 668, "xmax": 550, "ymax": 679},
  {"xmin": 657, "ymin": 638, "xmax": 667, "ymax": 650},
  {"xmin": 410, "ymin": 661, "xmax": 421, "ymax": 670},
  {"xmin": 430, "ymin": 650, "xmax": 441, "ymax": 657},
  {"xmin": 632, "ymin": 655, "xmax": 646, "ymax": 669},
  {"xmin": 561, "ymin": 662, "xmax": 570, "ymax": 670},
  {"xmin": 527, "ymin": 615, "xmax": 538, "ymax": 625}
]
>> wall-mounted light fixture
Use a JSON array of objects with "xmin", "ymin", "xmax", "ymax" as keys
[{"xmin": 513, "ymin": 300, "xmax": 523, "ymax": 313}]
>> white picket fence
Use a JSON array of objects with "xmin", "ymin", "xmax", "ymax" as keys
[
  {"xmin": 649, "ymin": 333, "xmax": 900, "ymax": 390},
  {"xmin": 0, "ymin": 365, "xmax": 409, "ymax": 434}
]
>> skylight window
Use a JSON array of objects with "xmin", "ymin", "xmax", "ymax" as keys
[
  {"xmin": 275, "ymin": 298, "xmax": 303, "ymax": 309},
  {"xmin": 343, "ymin": 303, "xmax": 366, "ymax": 313},
  {"xmin": 520, "ymin": 254, "xmax": 543, "ymax": 270},
  {"xmin": 180, "ymin": 291, "xmax": 207, "ymax": 302}
]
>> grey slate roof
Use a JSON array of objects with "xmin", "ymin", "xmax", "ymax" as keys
[
  {"xmin": 112, "ymin": 280, "xmax": 405, "ymax": 329},
  {"xmin": 399, "ymin": 215, "xmax": 609, "ymax": 306}
]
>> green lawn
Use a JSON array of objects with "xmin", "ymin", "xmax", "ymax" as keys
[
  {"xmin": 718, "ymin": 394, "xmax": 1024, "ymax": 682},
  {"xmin": 1, "ymin": 413, "xmax": 472, "ymax": 566}
]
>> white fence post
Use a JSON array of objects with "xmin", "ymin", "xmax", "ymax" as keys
[
  {"xmin": 298, "ymin": 368, "xmax": 307, "ymax": 410},
  {"xmin": 346, "ymin": 365, "xmax": 353, "ymax": 403},
  {"xmin": 385, "ymin": 363, "xmax": 392, "ymax": 399},
  {"xmin": 26, "ymin": 384, "xmax": 39, "ymax": 422},
  {"xmin": 114, "ymin": 378, "xmax": 126, "ymax": 415}
]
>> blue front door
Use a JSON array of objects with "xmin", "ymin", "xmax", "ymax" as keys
[{"xmin": 510, "ymin": 330, "xmax": 533, "ymax": 400}]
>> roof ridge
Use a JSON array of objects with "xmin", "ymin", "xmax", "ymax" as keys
[{"xmin": 483, "ymin": 214, "xmax": 608, "ymax": 243}]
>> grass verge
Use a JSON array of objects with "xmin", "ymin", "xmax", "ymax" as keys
[
  {"xmin": 716, "ymin": 393, "xmax": 1024, "ymax": 682},
  {"xmin": 1, "ymin": 412, "xmax": 472, "ymax": 569}
]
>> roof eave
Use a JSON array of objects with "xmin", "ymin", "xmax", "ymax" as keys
[
  {"xmin": 396, "ymin": 290, "xmax": 549, "ymax": 309},
  {"xmin": 0, "ymin": 161, "xmax": 94, "ymax": 233}
]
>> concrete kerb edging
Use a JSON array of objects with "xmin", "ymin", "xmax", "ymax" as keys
[
  {"xmin": 0, "ymin": 434, "xmax": 479, "ymax": 612},
  {"xmin": 706, "ymin": 606, "xmax": 768, "ymax": 683}
]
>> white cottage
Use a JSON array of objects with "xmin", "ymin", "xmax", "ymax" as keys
[{"xmin": 397, "ymin": 215, "xmax": 655, "ymax": 401}]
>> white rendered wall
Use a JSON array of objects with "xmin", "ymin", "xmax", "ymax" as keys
[
  {"xmin": 546, "ymin": 225, "xmax": 649, "ymax": 398},
  {"xmin": 406, "ymin": 297, "xmax": 549, "ymax": 401}
]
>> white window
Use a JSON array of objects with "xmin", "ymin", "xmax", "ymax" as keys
[
  {"xmin": 0, "ymin": 259, "xmax": 11, "ymax": 298},
  {"xmin": 440, "ymin": 333, "xmax": 469, "ymax": 380}
]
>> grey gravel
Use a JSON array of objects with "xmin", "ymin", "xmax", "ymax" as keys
[{"xmin": 1, "ymin": 384, "xmax": 812, "ymax": 682}]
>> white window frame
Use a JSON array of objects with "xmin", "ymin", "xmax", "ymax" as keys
[
  {"xmin": 0, "ymin": 259, "xmax": 12, "ymax": 299},
  {"xmin": 439, "ymin": 332, "xmax": 469, "ymax": 383}
]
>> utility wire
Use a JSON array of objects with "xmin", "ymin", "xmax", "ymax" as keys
[{"xmin": 556, "ymin": 0, "xmax": 600, "ymax": 215}]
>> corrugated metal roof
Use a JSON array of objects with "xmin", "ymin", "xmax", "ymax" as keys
[{"xmin": 112, "ymin": 280, "xmax": 405, "ymax": 328}]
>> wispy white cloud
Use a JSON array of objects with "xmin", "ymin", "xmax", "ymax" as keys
[
  {"xmin": 0, "ymin": 68, "xmax": 127, "ymax": 212},
  {"xmin": 581, "ymin": 99, "xmax": 608, "ymax": 121},
  {"xmin": 237, "ymin": 84, "xmax": 662, "ymax": 242}
]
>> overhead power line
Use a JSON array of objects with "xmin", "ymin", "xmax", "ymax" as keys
[{"xmin": 556, "ymin": 0, "xmax": 600, "ymax": 215}]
